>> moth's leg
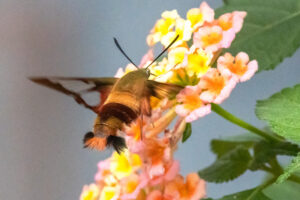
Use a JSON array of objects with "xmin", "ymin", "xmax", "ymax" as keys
[
  {"xmin": 140, "ymin": 114, "xmax": 144, "ymax": 140},
  {"xmin": 151, "ymin": 119, "xmax": 155, "ymax": 128}
]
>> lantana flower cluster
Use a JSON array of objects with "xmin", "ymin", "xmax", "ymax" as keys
[{"xmin": 80, "ymin": 2, "xmax": 257, "ymax": 200}]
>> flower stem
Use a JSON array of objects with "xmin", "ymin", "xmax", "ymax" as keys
[
  {"xmin": 248, "ymin": 177, "xmax": 276, "ymax": 198},
  {"xmin": 263, "ymin": 158, "xmax": 300, "ymax": 185},
  {"xmin": 211, "ymin": 103, "xmax": 283, "ymax": 143},
  {"xmin": 289, "ymin": 175, "xmax": 300, "ymax": 184}
]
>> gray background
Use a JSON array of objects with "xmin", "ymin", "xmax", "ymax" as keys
[{"xmin": 0, "ymin": 0, "xmax": 299, "ymax": 199}]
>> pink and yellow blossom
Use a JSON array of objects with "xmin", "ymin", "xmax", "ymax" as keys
[
  {"xmin": 140, "ymin": 49, "xmax": 154, "ymax": 68},
  {"xmin": 160, "ymin": 18, "xmax": 193, "ymax": 48},
  {"xmin": 217, "ymin": 11, "xmax": 247, "ymax": 33},
  {"xmin": 164, "ymin": 173, "xmax": 206, "ymax": 200},
  {"xmin": 182, "ymin": 46, "xmax": 212, "ymax": 77},
  {"xmin": 147, "ymin": 10, "xmax": 180, "ymax": 46},
  {"xmin": 110, "ymin": 150, "xmax": 142, "ymax": 180},
  {"xmin": 149, "ymin": 58, "xmax": 173, "ymax": 82},
  {"xmin": 80, "ymin": 184, "xmax": 100, "ymax": 200},
  {"xmin": 80, "ymin": 2, "xmax": 254, "ymax": 199},
  {"xmin": 148, "ymin": 160, "xmax": 180, "ymax": 186},
  {"xmin": 120, "ymin": 174, "xmax": 148, "ymax": 200},
  {"xmin": 100, "ymin": 186, "xmax": 120, "ymax": 200},
  {"xmin": 168, "ymin": 47, "xmax": 189, "ymax": 66},
  {"xmin": 187, "ymin": 2, "xmax": 214, "ymax": 30},
  {"xmin": 198, "ymin": 68, "xmax": 237, "ymax": 104},
  {"xmin": 217, "ymin": 52, "xmax": 258, "ymax": 82},
  {"xmin": 193, "ymin": 25, "xmax": 235, "ymax": 52},
  {"xmin": 175, "ymin": 85, "xmax": 211, "ymax": 122}
]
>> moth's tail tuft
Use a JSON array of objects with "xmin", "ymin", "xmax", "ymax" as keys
[
  {"xmin": 107, "ymin": 135, "xmax": 127, "ymax": 154},
  {"xmin": 83, "ymin": 132, "xmax": 107, "ymax": 151}
]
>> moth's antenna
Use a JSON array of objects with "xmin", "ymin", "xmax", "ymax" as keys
[
  {"xmin": 145, "ymin": 35, "xmax": 179, "ymax": 69},
  {"xmin": 113, "ymin": 37, "xmax": 139, "ymax": 69}
]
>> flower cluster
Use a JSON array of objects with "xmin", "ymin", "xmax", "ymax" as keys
[{"xmin": 80, "ymin": 2, "xmax": 257, "ymax": 200}]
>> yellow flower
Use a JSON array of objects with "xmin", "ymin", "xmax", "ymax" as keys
[
  {"xmin": 110, "ymin": 150, "xmax": 142, "ymax": 180},
  {"xmin": 147, "ymin": 10, "xmax": 179, "ymax": 46},
  {"xmin": 149, "ymin": 58, "xmax": 173, "ymax": 82},
  {"xmin": 185, "ymin": 47, "xmax": 212, "ymax": 77},
  {"xmin": 161, "ymin": 18, "xmax": 192, "ymax": 48},
  {"xmin": 80, "ymin": 184, "xmax": 99, "ymax": 200},
  {"xmin": 168, "ymin": 47, "xmax": 188, "ymax": 66},
  {"xmin": 100, "ymin": 186, "xmax": 120, "ymax": 200},
  {"xmin": 186, "ymin": 2, "xmax": 214, "ymax": 30},
  {"xmin": 187, "ymin": 8, "xmax": 204, "ymax": 29}
]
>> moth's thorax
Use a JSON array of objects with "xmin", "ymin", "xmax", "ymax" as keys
[
  {"xmin": 103, "ymin": 69, "xmax": 149, "ymax": 113},
  {"xmin": 95, "ymin": 69, "xmax": 149, "ymax": 136}
]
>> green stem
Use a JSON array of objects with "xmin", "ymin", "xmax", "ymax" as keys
[
  {"xmin": 269, "ymin": 159, "xmax": 284, "ymax": 175},
  {"xmin": 272, "ymin": 159, "xmax": 300, "ymax": 185},
  {"xmin": 289, "ymin": 175, "xmax": 300, "ymax": 184},
  {"xmin": 262, "ymin": 158, "xmax": 300, "ymax": 185},
  {"xmin": 249, "ymin": 177, "xmax": 276, "ymax": 199},
  {"xmin": 211, "ymin": 103, "xmax": 283, "ymax": 143}
]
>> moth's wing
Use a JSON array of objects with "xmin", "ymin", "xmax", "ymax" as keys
[
  {"xmin": 29, "ymin": 77, "xmax": 118, "ymax": 112},
  {"xmin": 147, "ymin": 80, "xmax": 183, "ymax": 100}
]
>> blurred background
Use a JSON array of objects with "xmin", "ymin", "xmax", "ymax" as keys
[{"xmin": 0, "ymin": 0, "xmax": 299, "ymax": 199}]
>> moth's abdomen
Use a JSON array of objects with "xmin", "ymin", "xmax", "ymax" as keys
[
  {"xmin": 100, "ymin": 102, "xmax": 138, "ymax": 124},
  {"xmin": 104, "ymin": 91, "xmax": 141, "ymax": 115}
]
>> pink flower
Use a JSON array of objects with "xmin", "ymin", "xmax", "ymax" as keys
[
  {"xmin": 114, "ymin": 64, "xmax": 137, "ymax": 78},
  {"xmin": 94, "ymin": 159, "xmax": 111, "ymax": 183},
  {"xmin": 139, "ymin": 49, "xmax": 154, "ymax": 68},
  {"xmin": 217, "ymin": 52, "xmax": 258, "ymax": 82},
  {"xmin": 198, "ymin": 68, "xmax": 237, "ymax": 104},
  {"xmin": 115, "ymin": 49, "xmax": 154, "ymax": 78},
  {"xmin": 193, "ymin": 25, "xmax": 235, "ymax": 52},
  {"xmin": 199, "ymin": 2, "xmax": 215, "ymax": 23},
  {"xmin": 175, "ymin": 85, "xmax": 211, "ymax": 122},
  {"xmin": 148, "ymin": 160, "xmax": 180, "ymax": 185},
  {"xmin": 217, "ymin": 11, "xmax": 247, "ymax": 33}
]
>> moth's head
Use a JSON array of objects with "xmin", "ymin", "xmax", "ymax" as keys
[{"xmin": 141, "ymin": 68, "xmax": 151, "ymax": 78}]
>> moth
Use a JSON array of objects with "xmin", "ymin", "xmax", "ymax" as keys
[{"xmin": 30, "ymin": 36, "xmax": 182, "ymax": 153}]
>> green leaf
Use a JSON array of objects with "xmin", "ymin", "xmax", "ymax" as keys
[
  {"xmin": 249, "ymin": 141, "xmax": 299, "ymax": 171},
  {"xmin": 204, "ymin": 187, "xmax": 271, "ymax": 200},
  {"xmin": 277, "ymin": 153, "xmax": 300, "ymax": 183},
  {"xmin": 216, "ymin": 0, "xmax": 300, "ymax": 72},
  {"xmin": 198, "ymin": 146, "xmax": 251, "ymax": 183},
  {"xmin": 182, "ymin": 123, "xmax": 192, "ymax": 143},
  {"xmin": 220, "ymin": 133, "xmax": 262, "ymax": 142},
  {"xmin": 263, "ymin": 181, "xmax": 300, "ymax": 200},
  {"xmin": 256, "ymin": 84, "xmax": 300, "ymax": 142},
  {"xmin": 211, "ymin": 138, "xmax": 254, "ymax": 158}
]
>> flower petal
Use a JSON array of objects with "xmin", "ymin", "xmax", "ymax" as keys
[{"xmin": 185, "ymin": 104, "xmax": 211, "ymax": 122}]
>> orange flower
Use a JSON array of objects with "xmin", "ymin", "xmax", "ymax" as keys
[
  {"xmin": 217, "ymin": 52, "xmax": 258, "ymax": 82},
  {"xmin": 198, "ymin": 68, "xmax": 237, "ymax": 104},
  {"xmin": 164, "ymin": 173, "xmax": 206, "ymax": 200},
  {"xmin": 193, "ymin": 25, "xmax": 235, "ymax": 52},
  {"xmin": 175, "ymin": 85, "xmax": 211, "ymax": 122},
  {"xmin": 217, "ymin": 11, "xmax": 247, "ymax": 33}
]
